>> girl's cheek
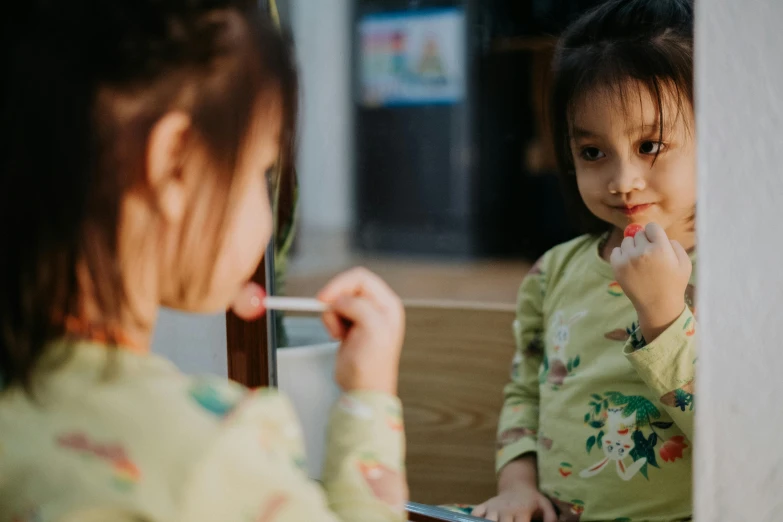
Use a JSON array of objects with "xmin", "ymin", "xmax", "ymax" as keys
[
  {"xmin": 575, "ymin": 171, "xmax": 600, "ymax": 199},
  {"xmin": 205, "ymin": 195, "xmax": 271, "ymax": 311},
  {"xmin": 237, "ymin": 178, "xmax": 273, "ymax": 264},
  {"xmin": 215, "ymin": 174, "xmax": 272, "ymax": 273}
]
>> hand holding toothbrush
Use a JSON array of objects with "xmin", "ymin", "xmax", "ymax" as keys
[{"xmin": 231, "ymin": 268, "xmax": 405, "ymax": 395}]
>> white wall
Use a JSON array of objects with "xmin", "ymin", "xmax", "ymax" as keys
[
  {"xmin": 695, "ymin": 1, "xmax": 783, "ymax": 519},
  {"xmin": 291, "ymin": 0, "xmax": 354, "ymax": 233},
  {"xmin": 151, "ymin": 309, "xmax": 227, "ymax": 376}
]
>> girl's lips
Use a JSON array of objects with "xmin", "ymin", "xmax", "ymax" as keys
[
  {"xmin": 616, "ymin": 203, "xmax": 653, "ymax": 216},
  {"xmin": 230, "ymin": 281, "xmax": 266, "ymax": 321}
]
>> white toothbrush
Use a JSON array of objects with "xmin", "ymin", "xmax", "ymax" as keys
[{"xmin": 260, "ymin": 296, "xmax": 329, "ymax": 313}]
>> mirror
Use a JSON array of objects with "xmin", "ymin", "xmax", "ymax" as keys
[
  {"xmin": 278, "ymin": 1, "xmax": 581, "ymax": 349},
  {"xmin": 272, "ymin": 1, "xmax": 699, "ymax": 520}
]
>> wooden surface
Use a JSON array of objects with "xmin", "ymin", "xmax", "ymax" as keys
[
  {"xmin": 400, "ymin": 304, "xmax": 517, "ymax": 506},
  {"xmin": 286, "ymin": 236, "xmax": 529, "ymax": 304}
]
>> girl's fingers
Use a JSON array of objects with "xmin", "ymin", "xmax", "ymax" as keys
[
  {"xmin": 670, "ymin": 239, "xmax": 690, "ymax": 264},
  {"xmin": 633, "ymin": 227, "xmax": 651, "ymax": 250},
  {"xmin": 610, "ymin": 246, "xmax": 625, "ymax": 267},
  {"xmin": 321, "ymin": 311, "xmax": 346, "ymax": 340},
  {"xmin": 539, "ymin": 498, "xmax": 558, "ymax": 522},
  {"xmin": 644, "ymin": 222, "xmax": 668, "ymax": 244},
  {"xmin": 317, "ymin": 267, "xmax": 395, "ymax": 310},
  {"xmin": 471, "ymin": 504, "xmax": 488, "ymax": 517},
  {"xmin": 328, "ymin": 295, "xmax": 379, "ymax": 329}
]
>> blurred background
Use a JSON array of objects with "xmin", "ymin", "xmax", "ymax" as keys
[{"xmin": 276, "ymin": 0, "xmax": 605, "ymax": 347}]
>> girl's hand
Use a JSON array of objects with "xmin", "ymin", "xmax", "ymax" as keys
[
  {"xmin": 611, "ymin": 222, "xmax": 692, "ymax": 342},
  {"xmin": 317, "ymin": 268, "xmax": 405, "ymax": 395},
  {"xmin": 472, "ymin": 485, "xmax": 557, "ymax": 522}
]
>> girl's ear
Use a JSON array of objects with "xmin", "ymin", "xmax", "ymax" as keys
[{"xmin": 146, "ymin": 111, "xmax": 192, "ymax": 225}]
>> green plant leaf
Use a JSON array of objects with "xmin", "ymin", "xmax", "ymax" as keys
[
  {"xmin": 648, "ymin": 448, "xmax": 660, "ymax": 468},
  {"xmin": 589, "ymin": 420, "xmax": 605, "ymax": 429},
  {"xmin": 586, "ymin": 436, "xmax": 596, "ymax": 454},
  {"xmin": 574, "ymin": 355, "xmax": 581, "ymax": 368},
  {"xmin": 584, "ymin": 413, "xmax": 590, "ymax": 423},
  {"xmin": 646, "ymin": 436, "xmax": 659, "ymax": 468},
  {"xmin": 651, "ymin": 421, "xmax": 674, "ymax": 430},
  {"xmin": 639, "ymin": 462, "xmax": 649, "ymax": 480},
  {"xmin": 591, "ymin": 394, "xmax": 603, "ymax": 401},
  {"xmin": 597, "ymin": 430, "xmax": 605, "ymax": 448},
  {"xmin": 630, "ymin": 430, "xmax": 649, "ymax": 462},
  {"xmin": 674, "ymin": 389, "xmax": 694, "ymax": 412},
  {"xmin": 605, "ymin": 391, "xmax": 630, "ymax": 405},
  {"xmin": 606, "ymin": 394, "xmax": 661, "ymax": 426}
]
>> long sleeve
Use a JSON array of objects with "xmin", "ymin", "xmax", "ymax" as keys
[
  {"xmin": 623, "ymin": 307, "xmax": 697, "ymax": 441},
  {"xmin": 177, "ymin": 390, "xmax": 407, "ymax": 522},
  {"xmin": 495, "ymin": 258, "xmax": 547, "ymax": 474},
  {"xmin": 322, "ymin": 391, "xmax": 407, "ymax": 519}
]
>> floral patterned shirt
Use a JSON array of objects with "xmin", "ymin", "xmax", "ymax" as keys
[
  {"xmin": 0, "ymin": 342, "xmax": 406, "ymax": 522},
  {"xmin": 496, "ymin": 234, "xmax": 697, "ymax": 522}
]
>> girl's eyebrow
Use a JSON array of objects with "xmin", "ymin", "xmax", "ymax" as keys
[
  {"xmin": 570, "ymin": 126, "xmax": 600, "ymax": 139},
  {"xmin": 634, "ymin": 122, "xmax": 665, "ymax": 133},
  {"xmin": 571, "ymin": 122, "xmax": 667, "ymax": 140}
]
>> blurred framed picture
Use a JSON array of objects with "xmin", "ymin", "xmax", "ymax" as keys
[{"xmin": 358, "ymin": 8, "xmax": 466, "ymax": 107}]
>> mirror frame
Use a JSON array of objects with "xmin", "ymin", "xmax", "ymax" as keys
[
  {"xmin": 225, "ymin": 245, "xmax": 277, "ymax": 388},
  {"xmin": 224, "ymin": 0, "xmax": 287, "ymax": 388}
]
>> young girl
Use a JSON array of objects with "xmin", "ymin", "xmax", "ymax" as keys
[
  {"xmin": 0, "ymin": 2, "xmax": 407, "ymax": 521},
  {"xmin": 473, "ymin": 0, "xmax": 697, "ymax": 520}
]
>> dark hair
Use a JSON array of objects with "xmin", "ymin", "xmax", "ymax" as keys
[
  {"xmin": 550, "ymin": 0, "xmax": 694, "ymax": 234},
  {"xmin": 0, "ymin": 1, "xmax": 298, "ymax": 391}
]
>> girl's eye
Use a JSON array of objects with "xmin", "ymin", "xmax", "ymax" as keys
[
  {"xmin": 639, "ymin": 141, "xmax": 665, "ymax": 155},
  {"xmin": 264, "ymin": 167, "xmax": 278, "ymax": 197},
  {"xmin": 265, "ymin": 166, "xmax": 278, "ymax": 187},
  {"xmin": 265, "ymin": 166, "xmax": 276, "ymax": 182},
  {"xmin": 580, "ymin": 147, "xmax": 606, "ymax": 161}
]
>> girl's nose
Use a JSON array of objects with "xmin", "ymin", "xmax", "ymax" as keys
[{"xmin": 607, "ymin": 162, "xmax": 646, "ymax": 195}]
